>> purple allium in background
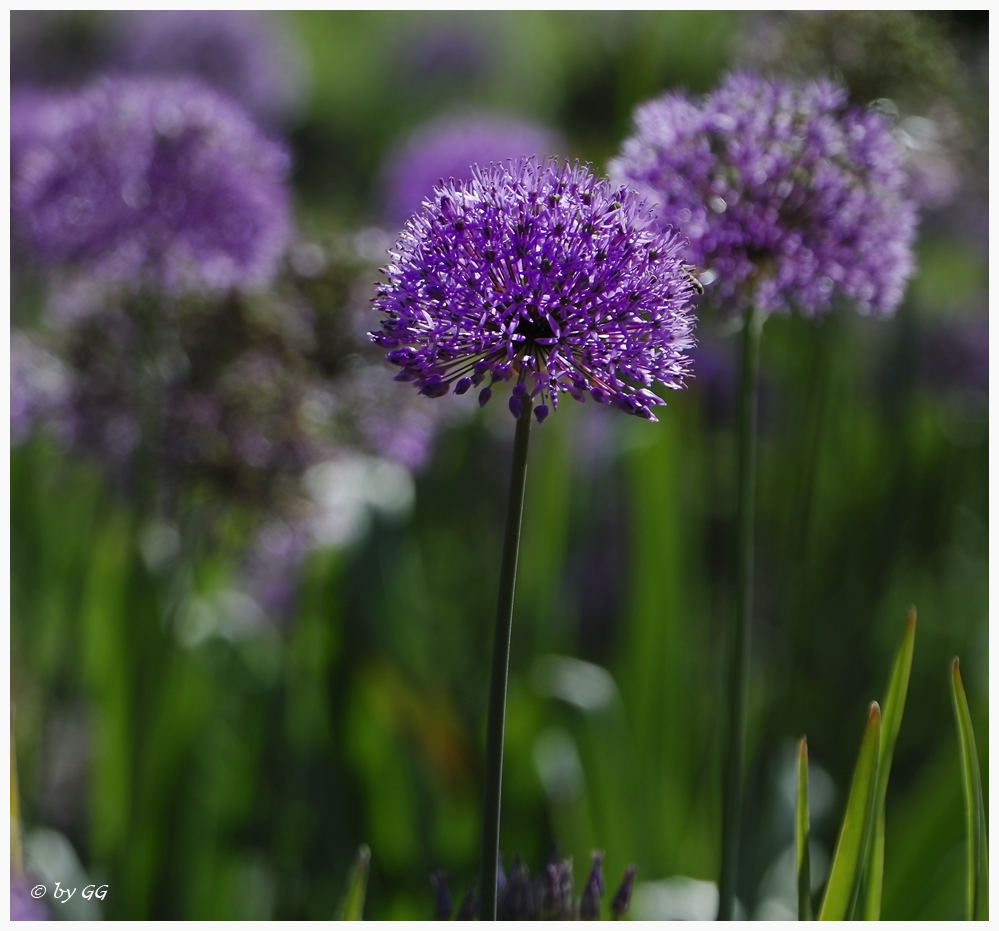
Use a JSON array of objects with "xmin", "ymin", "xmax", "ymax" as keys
[
  {"xmin": 16, "ymin": 230, "xmax": 446, "ymax": 495},
  {"xmin": 432, "ymin": 853, "xmax": 633, "ymax": 920},
  {"xmin": 9, "ymin": 87, "xmax": 77, "ymax": 178},
  {"xmin": 387, "ymin": 15, "xmax": 499, "ymax": 96},
  {"xmin": 11, "ymin": 76, "xmax": 292, "ymax": 294},
  {"xmin": 610, "ymin": 72, "xmax": 918, "ymax": 317},
  {"xmin": 104, "ymin": 11, "xmax": 308, "ymax": 127},
  {"xmin": 379, "ymin": 114, "xmax": 563, "ymax": 223},
  {"xmin": 372, "ymin": 157, "xmax": 698, "ymax": 423},
  {"xmin": 12, "ymin": 231, "xmax": 457, "ymax": 617}
]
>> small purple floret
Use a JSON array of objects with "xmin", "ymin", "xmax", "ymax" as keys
[
  {"xmin": 371, "ymin": 157, "xmax": 698, "ymax": 423},
  {"xmin": 610, "ymin": 72, "xmax": 918, "ymax": 317}
]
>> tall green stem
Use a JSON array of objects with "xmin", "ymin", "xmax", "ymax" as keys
[
  {"xmin": 478, "ymin": 400, "xmax": 533, "ymax": 920},
  {"xmin": 718, "ymin": 305, "xmax": 763, "ymax": 920}
]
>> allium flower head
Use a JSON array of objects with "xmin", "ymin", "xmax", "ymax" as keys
[
  {"xmin": 372, "ymin": 157, "xmax": 698, "ymax": 424},
  {"xmin": 11, "ymin": 76, "xmax": 292, "ymax": 293},
  {"xmin": 610, "ymin": 72, "xmax": 918, "ymax": 316},
  {"xmin": 380, "ymin": 114, "xmax": 563, "ymax": 223},
  {"xmin": 432, "ymin": 852, "xmax": 634, "ymax": 920}
]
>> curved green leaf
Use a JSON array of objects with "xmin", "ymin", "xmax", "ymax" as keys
[
  {"xmin": 863, "ymin": 608, "xmax": 916, "ymax": 920},
  {"xmin": 818, "ymin": 702, "xmax": 880, "ymax": 921},
  {"xmin": 338, "ymin": 844, "xmax": 371, "ymax": 921},
  {"xmin": 796, "ymin": 736, "xmax": 812, "ymax": 921},
  {"xmin": 950, "ymin": 659, "xmax": 988, "ymax": 921}
]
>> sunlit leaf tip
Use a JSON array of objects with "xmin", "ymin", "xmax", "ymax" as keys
[
  {"xmin": 950, "ymin": 657, "xmax": 988, "ymax": 921},
  {"xmin": 817, "ymin": 702, "xmax": 880, "ymax": 921},
  {"xmin": 796, "ymin": 736, "xmax": 812, "ymax": 921},
  {"xmin": 339, "ymin": 843, "xmax": 372, "ymax": 921}
]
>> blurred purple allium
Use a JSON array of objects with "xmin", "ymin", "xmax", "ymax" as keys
[
  {"xmin": 104, "ymin": 11, "xmax": 308, "ymax": 127},
  {"xmin": 610, "ymin": 72, "xmax": 918, "ymax": 317},
  {"xmin": 610, "ymin": 865, "xmax": 637, "ymax": 919},
  {"xmin": 372, "ymin": 157, "xmax": 698, "ymax": 424},
  {"xmin": 380, "ymin": 114, "xmax": 564, "ymax": 223},
  {"xmin": 579, "ymin": 852, "xmax": 605, "ymax": 920},
  {"xmin": 20, "ymin": 230, "xmax": 447, "ymax": 490},
  {"xmin": 11, "ymin": 76, "xmax": 292, "ymax": 293},
  {"xmin": 12, "ymin": 231, "xmax": 456, "ymax": 617},
  {"xmin": 389, "ymin": 16, "xmax": 499, "ymax": 94},
  {"xmin": 432, "ymin": 852, "xmax": 630, "ymax": 920}
]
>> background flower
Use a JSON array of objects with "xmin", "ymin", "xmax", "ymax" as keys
[
  {"xmin": 379, "ymin": 114, "xmax": 564, "ymax": 223},
  {"xmin": 11, "ymin": 76, "xmax": 292, "ymax": 293},
  {"xmin": 610, "ymin": 72, "xmax": 918, "ymax": 316}
]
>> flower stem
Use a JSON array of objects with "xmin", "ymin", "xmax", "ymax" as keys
[
  {"xmin": 478, "ymin": 399, "xmax": 533, "ymax": 920},
  {"xmin": 718, "ymin": 305, "xmax": 763, "ymax": 921}
]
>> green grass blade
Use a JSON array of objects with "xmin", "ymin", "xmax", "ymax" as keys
[
  {"xmin": 863, "ymin": 608, "xmax": 917, "ymax": 920},
  {"xmin": 796, "ymin": 737, "xmax": 812, "ymax": 921},
  {"xmin": 818, "ymin": 702, "xmax": 881, "ymax": 921},
  {"xmin": 950, "ymin": 659, "xmax": 988, "ymax": 920},
  {"xmin": 338, "ymin": 844, "xmax": 371, "ymax": 920}
]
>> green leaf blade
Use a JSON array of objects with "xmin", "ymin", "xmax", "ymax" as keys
[
  {"xmin": 950, "ymin": 659, "xmax": 988, "ymax": 921},
  {"xmin": 796, "ymin": 736, "xmax": 812, "ymax": 921},
  {"xmin": 818, "ymin": 702, "xmax": 881, "ymax": 921},
  {"xmin": 338, "ymin": 844, "xmax": 371, "ymax": 921},
  {"xmin": 863, "ymin": 608, "xmax": 917, "ymax": 920}
]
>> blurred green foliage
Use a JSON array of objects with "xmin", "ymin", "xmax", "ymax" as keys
[{"xmin": 11, "ymin": 10, "xmax": 987, "ymax": 920}]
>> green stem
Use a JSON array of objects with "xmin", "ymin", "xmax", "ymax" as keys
[
  {"xmin": 478, "ymin": 399, "xmax": 533, "ymax": 920},
  {"xmin": 718, "ymin": 305, "xmax": 763, "ymax": 920}
]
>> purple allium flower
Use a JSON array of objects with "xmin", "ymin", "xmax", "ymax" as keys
[
  {"xmin": 13, "ymin": 229, "xmax": 451, "ymax": 598},
  {"xmin": 372, "ymin": 157, "xmax": 698, "ymax": 424},
  {"xmin": 579, "ymin": 852, "xmax": 605, "ymax": 920},
  {"xmin": 104, "ymin": 11, "xmax": 307, "ymax": 127},
  {"xmin": 433, "ymin": 853, "xmax": 630, "ymax": 920},
  {"xmin": 388, "ymin": 15, "xmax": 499, "ymax": 95},
  {"xmin": 610, "ymin": 72, "xmax": 918, "ymax": 317},
  {"xmin": 11, "ymin": 76, "xmax": 292, "ymax": 293},
  {"xmin": 610, "ymin": 865, "xmax": 637, "ymax": 919},
  {"xmin": 380, "ymin": 114, "xmax": 563, "ymax": 223},
  {"xmin": 431, "ymin": 871, "xmax": 454, "ymax": 922},
  {"xmin": 10, "ymin": 87, "xmax": 76, "ymax": 175}
]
